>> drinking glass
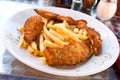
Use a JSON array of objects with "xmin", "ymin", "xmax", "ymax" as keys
[
  {"xmin": 53, "ymin": 0, "xmax": 72, "ymax": 8},
  {"xmin": 80, "ymin": 0, "xmax": 97, "ymax": 15},
  {"xmin": 96, "ymin": 0, "xmax": 117, "ymax": 21},
  {"xmin": 82, "ymin": 0, "xmax": 96, "ymax": 10}
]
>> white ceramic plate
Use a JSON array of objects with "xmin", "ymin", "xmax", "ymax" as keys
[{"xmin": 2, "ymin": 7, "xmax": 119, "ymax": 76}]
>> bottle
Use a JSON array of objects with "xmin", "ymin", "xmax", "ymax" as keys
[
  {"xmin": 72, "ymin": 0, "xmax": 81, "ymax": 10},
  {"xmin": 80, "ymin": 0, "xmax": 97, "ymax": 15},
  {"xmin": 82, "ymin": 0, "xmax": 96, "ymax": 9},
  {"xmin": 53, "ymin": 0, "xmax": 73, "ymax": 8},
  {"xmin": 115, "ymin": 0, "xmax": 120, "ymax": 17}
]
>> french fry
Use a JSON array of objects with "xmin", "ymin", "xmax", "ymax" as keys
[
  {"xmin": 19, "ymin": 35, "xmax": 24, "ymax": 47},
  {"xmin": 43, "ymin": 26, "xmax": 68, "ymax": 46},
  {"xmin": 54, "ymin": 24, "xmax": 80, "ymax": 42},
  {"xmin": 19, "ymin": 35, "xmax": 28, "ymax": 48},
  {"xmin": 39, "ymin": 34, "xmax": 45, "ymax": 52},
  {"xmin": 49, "ymin": 29, "xmax": 64, "ymax": 41},
  {"xmin": 43, "ymin": 18, "xmax": 48, "ymax": 26},
  {"xmin": 63, "ymin": 20, "xmax": 69, "ymax": 28},
  {"xmin": 34, "ymin": 50, "xmax": 40, "ymax": 56},
  {"xmin": 42, "ymin": 32, "xmax": 50, "ymax": 40},
  {"xmin": 77, "ymin": 34, "xmax": 88, "ymax": 40},
  {"xmin": 73, "ymin": 28, "xmax": 79, "ymax": 34},
  {"xmin": 47, "ymin": 20, "xmax": 54, "ymax": 25},
  {"xmin": 47, "ymin": 24, "xmax": 56, "ymax": 30},
  {"xmin": 31, "ymin": 41, "xmax": 37, "ymax": 50},
  {"xmin": 17, "ymin": 26, "xmax": 24, "ymax": 33},
  {"xmin": 43, "ymin": 39, "xmax": 59, "ymax": 47},
  {"xmin": 27, "ymin": 42, "xmax": 40, "ymax": 56},
  {"xmin": 27, "ymin": 45, "xmax": 34, "ymax": 53},
  {"xmin": 30, "ymin": 41, "xmax": 42, "ymax": 56},
  {"xmin": 46, "ymin": 21, "xmax": 82, "ymax": 42},
  {"xmin": 39, "ymin": 57, "xmax": 47, "ymax": 64}
]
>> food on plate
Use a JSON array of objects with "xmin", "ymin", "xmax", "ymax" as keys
[
  {"xmin": 85, "ymin": 27, "xmax": 102, "ymax": 56},
  {"xmin": 44, "ymin": 41, "xmax": 92, "ymax": 66},
  {"xmin": 34, "ymin": 9, "xmax": 75, "ymax": 25},
  {"xmin": 23, "ymin": 16, "xmax": 44, "ymax": 43},
  {"xmin": 18, "ymin": 9, "xmax": 102, "ymax": 66},
  {"xmin": 34, "ymin": 9, "xmax": 59, "ymax": 19}
]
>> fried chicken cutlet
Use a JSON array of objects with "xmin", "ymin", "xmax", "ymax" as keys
[
  {"xmin": 23, "ymin": 15, "xmax": 44, "ymax": 43},
  {"xmin": 43, "ymin": 40, "xmax": 92, "ymax": 66},
  {"xmin": 34, "ymin": 9, "xmax": 75, "ymax": 25},
  {"xmin": 75, "ymin": 20, "xmax": 102, "ymax": 56}
]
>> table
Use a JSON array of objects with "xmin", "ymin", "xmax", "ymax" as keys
[{"xmin": 0, "ymin": 1, "xmax": 119, "ymax": 80}]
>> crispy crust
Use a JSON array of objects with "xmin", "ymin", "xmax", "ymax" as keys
[
  {"xmin": 34, "ymin": 9, "xmax": 75, "ymax": 25},
  {"xmin": 43, "ymin": 41, "xmax": 92, "ymax": 66},
  {"xmin": 23, "ymin": 15, "xmax": 44, "ymax": 43}
]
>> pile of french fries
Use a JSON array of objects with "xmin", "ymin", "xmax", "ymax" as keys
[{"xmin": 18, "ymin": 18, "xmax": 88, "ymax": 57}]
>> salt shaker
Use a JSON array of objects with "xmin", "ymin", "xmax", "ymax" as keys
[{"xmin": 96, "ymin": 0, "xmax": 117, "ymax": 21}]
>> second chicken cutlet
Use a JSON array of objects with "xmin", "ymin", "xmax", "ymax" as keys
[
  {"xmin": 23, "ymin": 15, "xmax": 44, "ymax": 43},
  {"xmin": 34, "ymin": 9, "xmax": 75, "ymax": 25},
  {"xmin": 43, "ymin": 40, "xmax": 93, "ymax": 66}
]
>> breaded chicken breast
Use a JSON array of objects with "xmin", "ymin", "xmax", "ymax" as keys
[
  {"xmin": 43, "ymin": 40, "xmax": 92, "ymax": 66},
  {"xmin": 86, "ymin": 27, "xmax": 102, "ymax": 56},
  {"xmin": 23, "ymin": 15, "xmax": 44, "ymax": 43},
  {"xmin": 34, "ymin": 9, "xmax": 59, "ymax": 19},
  {"xmin": 34, "ymin": 9, "xmax": 75, "ymax": 25}
]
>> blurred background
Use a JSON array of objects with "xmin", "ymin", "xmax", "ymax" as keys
[
  {"xmin": 0, "ymin": 0, "xmax": 100, "ymax": 9},
  {"xmin": 0, "ymin": 0, "xmax": 100, "ymax": 16}
]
